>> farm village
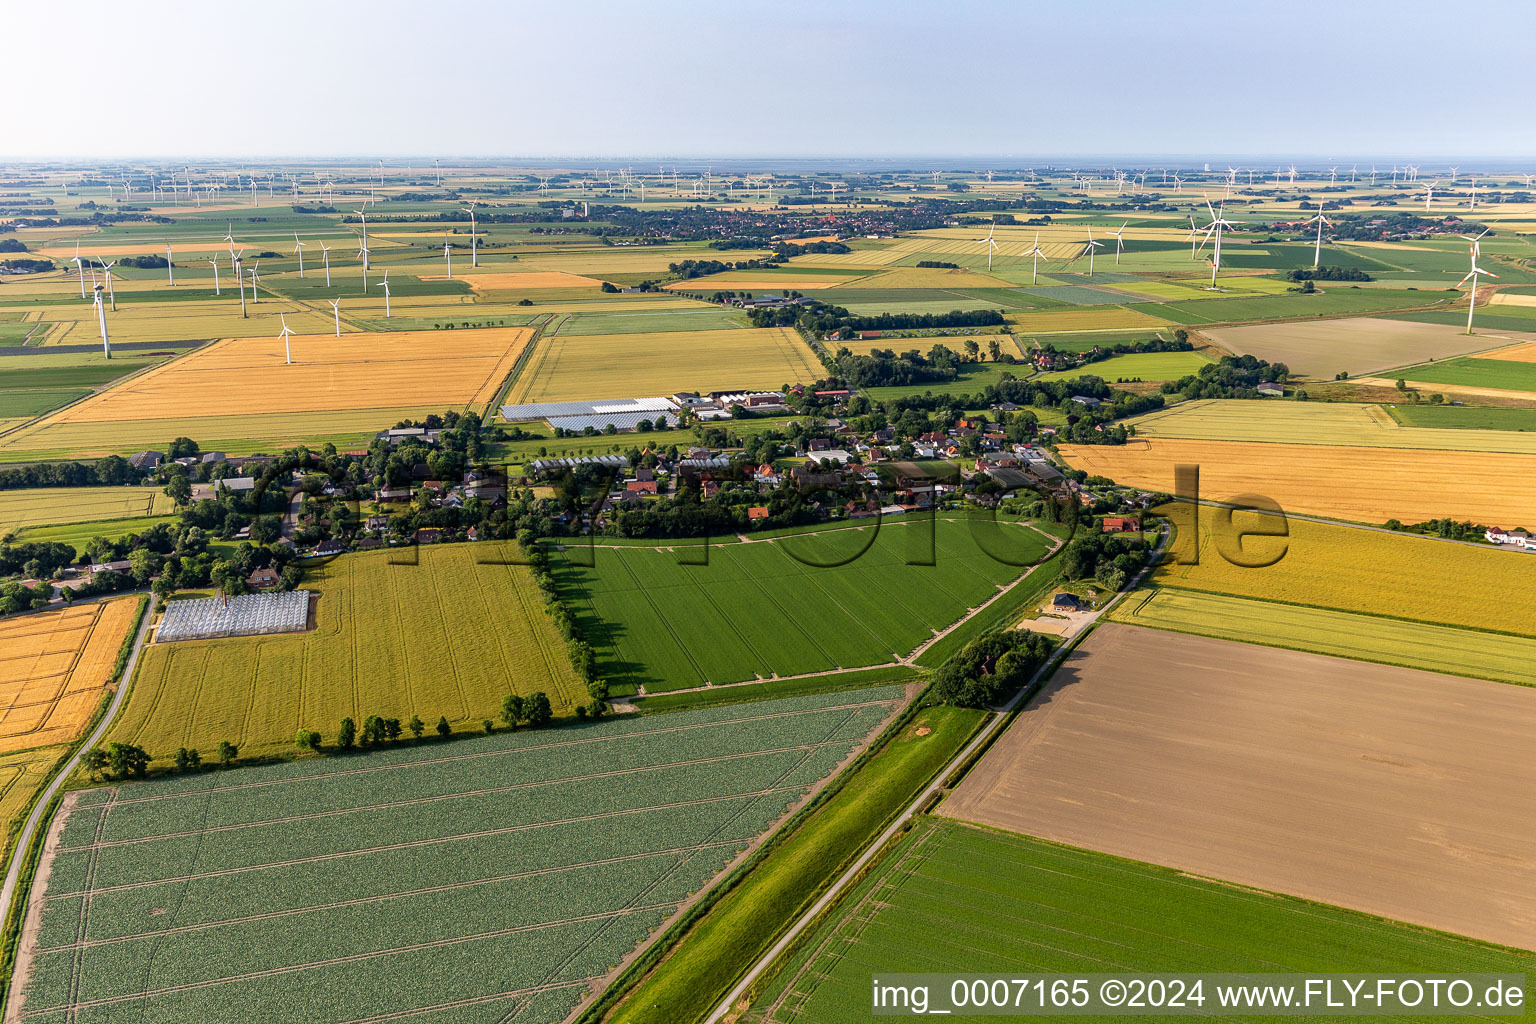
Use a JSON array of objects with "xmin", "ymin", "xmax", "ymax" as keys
[{"xmin": 3, "ymin": 130, "xmax": 1536, "ymax": 1022}]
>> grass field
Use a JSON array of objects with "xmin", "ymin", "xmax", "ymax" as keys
[
  {"xmin": 607, "ymin": 703, "xmax": 983, "ymax": 1024},
  {"xmin": 749, "ymin": 817, "xmax": 1536, "ymax": 1023},
  {"xmin": 1387, "ymin": 404, "xmax": 1536, "ymax": 430},
  {"xmin": 0, "ymin": 487, "xmax": 175, "ymax": 538},
  {"xmin": 1035, "ymin": 350, "xmax": 1212, "ymax": 382},
  {"xmin": 504, "ymin": 326, "xmax": 821, "ymax": 405},
  {"xmin": 553, "ymin": 519, "xmax": 1056, "ymax": 692},
  {"xmin": 0, "ymin": 598, "xmax": 138, "ymax": 755},
  {"xmin": 1112, "ymin": 587, "xmax": 1536, "ymax": 687},
  {"xmin": 1204, "ymin": 317, "xmax": 1512, "ymax": 377},
  {"xmin": 1127, "ymin": 399, "xmax": 1536, "ymax": 453},
  {"xmin": 1392, "ymin": 354, "xmax": 1536, "ymax": 392},
  {"xmin": 1151, "ymin": 513, "xmax": 1536, "ymax": 636},
  {"xmin": 16, "ymin": 687, "xmax": 906, "ymax": 1024},
  {"xmin": 1136, "ymin": 287, "xmax": 1439, "ymax": 325},
  {"xmin": 862, "ymin": 360, "xmax": 1029, "ymax": 400},
  {"xmin": 942, "ymin": 623, "xmax": 1536, "ymax": 950},
  {"xmin": 107, "ymin": 544, "xmax": 587, "ymax": 764},
  {"xmin": 1060, "ymin": 437, "xmax": 1536, "ymax": 524}
]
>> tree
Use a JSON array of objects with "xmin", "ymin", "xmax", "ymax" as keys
[
  {"xmin": 84, "ymin": 747, "xmax": 109, "ymax": 781},
  {"xmin": 436, "ymin": 715, "xmax": 451, "ymax": 738},
  {"xmin": 482, "ymin": 719, "xmax": 495, "ymax": 734},
  {"xmin": 384, "ymin": 718, "xmax": 402, "ymax": 742},
  {"xmin": 987, "ymin": 338, "xmax": 1002, "ymax": 363},
  {"xmin": 337, "ymin": 717, "xmax": 356, "ymax": 749},
  {"xmin": 107, "ymin": 742, "xmax": 149, "ymax": 779},
  {"xmin": 163, "ymin": 474, "xmax": 191, "ymax": 506},
  {"xmin": 217, "ymin": 740, "xmax": 238, "ymax": 765},
  {"xmin": 174, "ymin": 747, "xmax": 194, "ymax": 772},
  {"xmin": 408, "ymin": 715, "xmax": 424, "ymax": 739},
  {"xmin": 963, "ymin": 338, "xmax": 980, "ymax": 362},
  {"xmin": 360, "ymin": 715, "xmax": 385, "ymax": 747},
  {"xmin": 524, "ymin": 692, "xmax": 553, "ymax": 728},
  {"xmin": 295, "ymin": 728, "xmax": 317, "ymax": 751},
  {"xmin": 501, "ymin": 693, "xmax": 525, "ymax": 729}
]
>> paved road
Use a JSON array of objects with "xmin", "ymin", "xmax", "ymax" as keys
[
  {"xmin": 703, "ymin": 528, "xmax": 1169, "ymax": 1024},
  {"xmin": 0, "ymin": 596, "xmax": 153, "ymax": 938}
]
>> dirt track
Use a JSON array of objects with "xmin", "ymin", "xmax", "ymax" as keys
[{"xmin": 942, "ymin": 623, "xmax": 1536, "ymax": 951}]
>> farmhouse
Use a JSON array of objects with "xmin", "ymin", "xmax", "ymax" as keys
[
  {"xmin": 1052, "ymin": 592, "xmax": 1085, "ymax": 612},
  {"xmin": 247, "ymin": 567, "xmax": 280, "ymax": 590},
  {"xmin": 1070, "ymin": 395, "xmax": 1102, "ymax": 408},
  {"xmin": 1257, "ymin": 381, "xmax": 1284, "ymax": 397},
  {"xmin": 128, "ymin": 450, "xmax": 164, "ymax": 470},
  {"xmin": 1101, "ymin": 516, "xmax": 1142, "ymax": 533}
]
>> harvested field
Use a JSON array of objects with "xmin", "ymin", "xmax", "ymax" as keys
[
  {"xmin": 0, "ymin": 487, "xmax": 174, "ymax": 537},
  {"xmin": 941, "ymin": 623, "xmax": 1536, "ymax": 950},
  {"xmin": 421, "ymin": 271, "xmax": 602, "ymax": 290},
  {"xmin": 1203, "ymin": 317, "xmax": 1514, "ymax": 377},
  {"xmin": 1478, "ymin": 340, "xmax": 1536, "ymax": 361},
  {"xmin": 1059, "ymin": 437, "xmax": 1536, "ymax": 523},
  {"xmin": 0, "ymin": 598, "xmax": 138, "ymax": 755},
  {"xmin": 1354, "ymin": 376, "xmax": 1536, "ymax": 402},
  {"xmin": 504, "ymin": 326, "xmax": 820, "ymax": 405},
  {"xmin": 1112, "ymin": 588, "xmax": 1536, "ymax": 687},
  {"xmin": 748, "ymin": 818, "xmax": 1536, "ymax": 1024},
  {"xmin": 1127, "ymin": 398, "xmax": 1536, "ymax": 453},
  {"xmin": 1150, "ymin": 512, "xmax": 1536, "ymax": 636},
  {"xmin": 107, "ymin": 544, "xmax": 587, "ymax": 764},
  {"xmin": 13, "ymin": 687, "xmax": 905, "ymax": 1024}
]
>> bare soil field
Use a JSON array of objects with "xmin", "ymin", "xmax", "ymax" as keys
[
  {"xmin": 1205, "ymin": 317, "xmax": 1529, "ymax": 377},
  {"xmin": 942, "ymin": 623, "xmax": 1536, "ymax": 951}
]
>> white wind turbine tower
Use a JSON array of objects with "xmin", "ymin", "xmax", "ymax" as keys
[
  {"xmin": 435, "ymin": 159, "xmax": 441, "ymax": 188},
  {"xmin": 1081, "ymin": 227, "xmax": 1104, "ymax": 276},
  {"xmin": 279, "ymin": 314, "xmax": 296, "ymax": 365},
  {"xmin": 163, "ymin": 243, "xmax": 175, "ymax": 286},
  {"xmin": 1023, "ymin": 232, "xmax": 1047, "ymax": 285},
  {"xmin": 329, "ymin": 298, "xmax": 342, "ymax": 337},
  {"xmin": 249, "ymin": 178, "xmax": 258, "ymax": 205},
  {"xmin": 1197, "ymin": 197, "xmax": 1235, "ymax": 288},
  {"xmin": 1186, "ymin": 215, "xmax": 1200, "ymax": 259},
  {"xmin": 357, "ymin": 236, "xmax": 370, "ymax": 291},
  {"xmin": 1448, "ymin": 165, "xmax": 1459, "ymax": 183},
  {"xmin": 225, "ymin": 223, "xmax": 237, "ymax": 265},
  {"xmin": 357, "ymin": 205, "xmax": 370, "ymax": 268},
  {"xmin": 1110, "ymin": 221, "xmax": 1128, "ymax": 264},
  {"xmin": 249, "ymin": 260, "xmax": 260, "ymax": 303},
  {"xmin": 101, "ymin": 259, "xmax": 118, "ymax": 311},
  {"xmin": 444, "ymin": 235, "xmax": 452, "ymax": 279},
  {"xmin": 293, "ymin": 234, "xmax": 306, "ymax": 278},
  {"xmin": 1328, "ymin": 166, "xmax": 1338, "ymax": 185},
  {"xmin": 1468, "ymin": 182, "xmax": 1482, "ymax": 210},
  {"xmin": 1307, "ymin": 201, "xmax": 1331, "ymax": 268},
  {"xmin": 93, "ymin": 284, "xmax": 111, "ymax": 358},
  {"xmin": 320, "ymin": 242, "xmax": 332, "ymax": 287},
  {"xmin": 234, "ymin": 248, "xmax": 246, "ymax": 317},
  {"xmin": 1350, "ymin": 164, "xmax": 1358, "ymax": 183},
  {"xmin": 974, "ymin": 220, "xmax": 1000, "ymax": 271},
  {"xmin": 1422, "ymin": 180, "xmax": 1440, "ymax": 211},
  {"xmin": 380, "ymin": 271, "xmax": 391, "ymax": 318},
  {"xmin": 462, "ymin": 203, "xmax": 478, "ymax": 267},
  {"xmin": 207, "ymin": 256, "xmax": 220, "ymax": 295},
  {"xmin": 1458, "ymin": 230, "xmax": 1497, "ymax": 334},
  {"xmin": 73, "ymin": 241, "xmax": 85, "ymax": 298},
  {"xmin": 1288, "ymin": 164, "xmax": 1298, "ymax": 185}
]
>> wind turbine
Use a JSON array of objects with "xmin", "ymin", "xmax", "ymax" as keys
[
  {"xmin": 1448, "ymin": 165, "xmax": 1459, "ymax": 183},
  {"xmin": 101, "ymin": 259, "xmax": 118, "ymax": 311},
  {"xmin": 234, "ymin": 248, "xmax": 246, "ymax": 317},
  {"xmin": 225, "ymin": 223, "xmax": 237, "ymax": 265},
  {"xmin": 974, "ymin": 219, "xmax": 1000, "ymax": 271},
  {"xmin": 1023, "ymin": 232, "xmax": 1047, "ymax": 285},
  {"xmin": 1111, "ymin": 221, "xmax": 1128, "ymax": 264},
  {"xmin": 279, "ymin": 314, "xmax": 295, "ymax": 365},
  {"xmin": 248, "ymin": 260, "xmax": 260, "ymax": 304},
  {"xmin": 1185, "ymin": 215, "xmax": 1200, "ymax": 259},
  {"xmin": 1307, "ymin": 201, "xmax": 1331, "ymax": 268},
  {"xmin": 207, "ymin": 255, "xmax": 221, "ymax": 295},
  {"xmin": 1459, "ymin": 235, "xmax": 1498, "ymax": 335},
  {"xmin": 1328, "ymin": 166, "xmax": 1338, "ymax": 185},
  {"xmin": 357, "ymin": 235, "xmax": 370, "ymax": 291},
  {"xmin": 93, "ymin": 285, "xmax": 111, "ymax": 358},
  {"xmin": 164, "ymin": 243, "xmax": 175, "ymax": 286},
  {"xmin": 1422, "ymin": 180, "xmax": 1440, "ymax": 211},
  {"xmin": 443, "ymin": 236, "xmax": 452, "ymax": 279},
  {"xmin": 320, "ymin": 242, "xmax": 332, "ymax": 287},
  {"xmin": 462, "ymin": 202, "xmax": 478, "ymax": 267},
  {"xmin": 1197, "ymin": 197, "xmax": 1235, "ymax": 288},
  {"xmin": 356, "ymin": 205, "xmax": 370, "ymax": 268},
  {"xmin": 1081, "ymin": 227, "xmax": 1104, "ymax": 276},
  {"xmin": 381, "ymin": 271, "xmax": 391, "ymax": 318},
  {"xmin": 293, "ymin": 234, "xmax": 306, "ymax": 278},
  {"xmin": 329, "ymin": 297, "xmax": 342, "ymax": 337},
  {"xmin": 73, "ymin": 240, "xmax": 85, "ymax": 298}
]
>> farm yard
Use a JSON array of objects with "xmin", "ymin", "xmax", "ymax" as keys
[
  {"xmin": 502, "ymin": 326, "xmax": 822, "ymax": 406},
  {"xmin": 553, "ymin": 519, "xmax": 1057, "ymax": 692},
  {"xmin": 940, "ymin": 623, "xmax": 1536, "ymax": 950},
  {"xmin": 747, "ymin": 818, "xmax": 1536, "ymax": 1024},
  {"xmin": 11, "ymin": 687, "xmax": 907, "ymax": 1024},
  {"xmin": 0, "ymin": 599, "xmax": 139, "ymax": 755},
  {"xmin": 1059, "ymin": 437, "xmax": 1536, "ymax": 523},
  {"xmin": 106, "ymin": 544, "xmax": 587, "ymax": 764}
]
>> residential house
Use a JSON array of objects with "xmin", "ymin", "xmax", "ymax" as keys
[
  {"xmin": 128, "ymin": 451, "xmax": 164, "ymax": 470},
  {"xmin": 1101, "ymin": 516, "xmax": 1142, "ymax": 533},
  {"xmin": 247, "ymin": 567, "xmax": 281, "ymax": 590}
]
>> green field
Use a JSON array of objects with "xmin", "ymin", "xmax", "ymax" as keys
[
  {"xmin": 108, "ymin": 543, "xmax": 589, "ymax": 763},
  {"xmin": 607, "ymin": 703, "xmax": 983, "ymax": 1024},
  {"xmin": 0, "ymin": 486, "xmax": 175, "ymax": 538},
  {"xmin": 15, "ymin": 513, "xmax": 181, "ymax": 550},
  {"xmin": 862, "ymin": 360, "xmax": 1029, "ymax": 400},
  {"xmin": 1035, "ymin": 349, "xmax": 1212, "ymax": 382},
  {"xmin": 0, "ymin": 387, "xmax": 88, "ymax": 419},
  {"xmin": 22, "ymin": 687, "xmax": 906, "ymax": 1024},
  {"xmin": 748, "ymin": 817, "xmax": 1535, "ymax": 1023},
  {"xmin": 1389, "ymin": 309, "xmax": 1536, "ymax": 333},
  {"xmin": 1387, "ymin": 404, "xmax": 1536, "ymax": 431},
  {"xmin": 1132, "ymin": 287, "xmax": 1438, "ymax": 325},
  {"xmin": 1396, "ymin": 355, "xmax": 1536, "ymax": 393},
  {"xmin": 1112, "ymin": 587, "xmax": 1536, "ymax": 687},
  {"xmin": 553, "ymin": 519, "xmax": 1057, "ymax": 691},
  {"xmin": 555, "ymin": 309, "xmax": 749, "ymax": 335}
]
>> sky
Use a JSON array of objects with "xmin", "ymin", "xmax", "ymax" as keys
[{"xmin": 6, "ymin": 0, "xmax": 1535, "ymax": 162}]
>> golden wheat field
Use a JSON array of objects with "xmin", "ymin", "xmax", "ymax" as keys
[
  {"xmin": 0, "ymin": 487, "xmax": 175, "ymax": 536},
  {"xmin": 663, "ymin": 275, "xmax": 856, "ymax": 291},
  {"xmin": 0, "ymin": 598, "xmax": 139, "ymax": 755},
  {"xmin": 1147, "ymin": 510, "xmax": 1536, "ymax": 636},
  {"xmin": 28, "ymin": 299, "xmax": 339, "ymax": 346},
  {"xmin": 421, "ymin": 271, "xmax": 604, "ymax": 291},
  {"xmin": 1060, "ymin": 437, "xmax": 1536, "ymax": 524},
  {"xmin": 1478, "ymin": 340, "xmax": 1536, "ymax": 362},
  {"xmin": 107, "ymin": 545, "xmax": 585, "ymax": 763},
  {"xmin": 504, "ymin": 326, "xmax": 822, "ymax": 404}
]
